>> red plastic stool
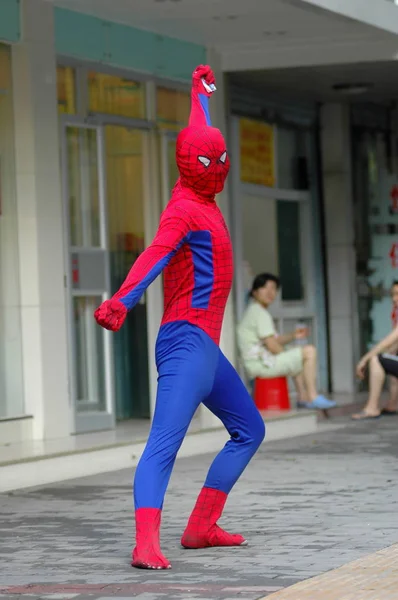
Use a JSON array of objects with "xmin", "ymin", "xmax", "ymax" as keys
[{"xmin": 253, "ymin": 377, "xmax": 290, "ymax": 411}]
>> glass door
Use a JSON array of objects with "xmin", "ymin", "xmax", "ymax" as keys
[
  {"xmin": 241, "ymin": 193, "xmax": 314, "ymax": 322},
  {"xmin": 104, "ymin": 125, "xmax": 150, "ymax": 420},
  {"xmin": 241, "ymin": 191, "xmax": 316, "ymax": 392},
  {"xmin": 62, "ymin": 123, "xmax": 114, "ymax": 433},
  {"xmin": 160, "ymin": 132, "xmax": 179, "ymax": 208}
]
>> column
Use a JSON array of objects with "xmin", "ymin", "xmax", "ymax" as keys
[
  {"xmin": 12, "ymin": 0, "xmax": 70, "ymax": 439},
  {"xmin": 320, "ymin": 104, "xmax": 359, "ymax": 394}
]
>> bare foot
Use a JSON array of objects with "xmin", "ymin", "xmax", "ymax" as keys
[{"xmin": 351, "ymin": 410, "xmax": 381, "ymax": 420}]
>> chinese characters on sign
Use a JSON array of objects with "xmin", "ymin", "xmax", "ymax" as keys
[
  {"xmin": 390, "ymin": 184, "xmax": 398, "ymax": 214},
  {"xmin": 239, "ymin": 118, "xmax": 275, "ymax": 187},
  {"xmin": 389, "ymin": 243, "xmax": 398, "ymax": 268}
]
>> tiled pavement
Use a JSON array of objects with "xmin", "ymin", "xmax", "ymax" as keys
[
  {"xmin": 1, "ymin": 417, "xmax": 398, "ymax": 600},
  {"xmin": 262, "ymin": 542, "xmax": 398, "ymax": 600}
]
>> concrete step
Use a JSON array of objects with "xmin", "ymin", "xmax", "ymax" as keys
[{"xmin": 0, "ymin": 410, "xmax": 326, "ymax": 493}]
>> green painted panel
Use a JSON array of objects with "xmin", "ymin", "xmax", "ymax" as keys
[
  {"xmin": 54, "ymin": 8, "xmax": 106, "ymax": 62},
  {"xmin": 154, "ymin": 35, "xmax": 206, "ymax": 80},
  {"xmin": 54, "ymin": 7, "xmax": 206, "ymax": 81},
  {"xmin": 0, "ymin": 0, "xmax": 20, "ymax": 43},
  {"xmin": 106, "ymin": 22, "xmax": 157, "ymax": 73}
]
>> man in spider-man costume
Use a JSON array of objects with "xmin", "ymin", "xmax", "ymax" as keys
[{"xmin": 94, "ymin": 65, "xmax": 265, "ymax": 570}]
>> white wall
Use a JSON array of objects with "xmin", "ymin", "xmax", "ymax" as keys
[
  {"xmin": 11, "ymin": 0, "xmax": 70, "ymax": 439},
  {"xmin": 0, "ymin": 44, "xmax": 24, "ymax": 419}
]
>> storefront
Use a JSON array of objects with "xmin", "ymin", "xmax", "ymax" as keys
[
  {"xmin": 1, "ymin": 0, "xmax": 225, "ymax": 443},
  {"xmin": 56, "ymin": 61, "xmax": 192, "ymax": 433},
  {"xmin": 228, "ymin": 86, "xmax": 329, "ymax": 392},
  {"xmin": 352, "ymin": 104, "xmax": 398, "ymax": 357}
]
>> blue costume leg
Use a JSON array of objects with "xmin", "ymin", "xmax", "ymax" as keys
[
  {"xmin": 132, "ymin": 322, "xmax": 218, "ymax": 569},
  {"xmin": 134, "ymin": 322, "xmax": 218, "ymax": 509},
  {"xmin": 181, "ymin": 349, "xmax": 265, "ymax": 549},
  {"xmin": 203, "ymin": 349, "xmax": 266, "ymax": 492}
]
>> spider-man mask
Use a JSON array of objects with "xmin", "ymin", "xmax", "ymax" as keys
[{"xmin": 176, "ymin": 125, "xmax": 230, "ymax": 199}]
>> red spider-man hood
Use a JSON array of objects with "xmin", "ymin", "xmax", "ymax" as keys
[{"xmin": 176, "ymin": 66, "xmax": 230, "ymax": 201}]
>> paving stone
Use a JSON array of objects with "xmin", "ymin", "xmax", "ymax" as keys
[{"xmin": 1, "ymin": 418, "xmax": 398, "ymax": 599}]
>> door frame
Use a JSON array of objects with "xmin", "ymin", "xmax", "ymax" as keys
[
  {"xmin": 61, "ymin": 119, "xmax": 115, "ymax": 434},
  {"xmin": 160, "ymin": 130, "xmax": 178, "ymax": 209},
  {"xmin": 229, "ymin": 115, "xmax": 320, "ymax": 384},
  {"xmin": 61, "ymin": 113, "xmax": 163, "ymax": 433},
  {"xmin": 229, "ymin": 116, "xmax": 315, "ymax": 321}
]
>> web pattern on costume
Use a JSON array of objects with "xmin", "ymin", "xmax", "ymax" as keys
[
  {"xmin": 177, "ymin": 126, "xmax": 230, "ymax": 198},
  {"xmin": 94, "ymin": 65, "xmax": 233, "ymax": 345},
  {"xmin": 161, "ymin": 187, "xmax": 233, "ymax": 344},
  {"xmin": 181, "ymin": 487, "xmax": 245, "ymax": 548}
]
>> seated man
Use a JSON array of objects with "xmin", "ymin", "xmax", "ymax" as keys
[
  {"xmin": 237, "ymin": 273, "xmax": 336, "ymax": 410},
  {"xmin": 352, "ymin": 280, "xmax": 398, "ymax": 420}
]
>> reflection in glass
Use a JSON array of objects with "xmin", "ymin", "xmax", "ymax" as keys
[
  {"xmin": 156, "ymin": 87, "xmax": 190, "ymax": 131},
  {"xmin": 105, "ymin": 126, "xmax": 150, "ymax": 419},
  {"xmin": 66, "ymin": 127, "xmax": 101, "ymax": 247},
  {"xmin": 57, "ymin": 66, "xmax": 76, "ymax": 114},
  {"xmin": 88, "ymin": 72, "xmax": 146, "ymax": 119},
  {"xmin": 73, "ymin": 296, "xmax": 106, "ymax": 412}
]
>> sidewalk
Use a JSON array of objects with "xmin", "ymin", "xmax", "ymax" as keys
[{"xmin": 1, "ymin": 416, "xmax": 397, "ymax": 600}]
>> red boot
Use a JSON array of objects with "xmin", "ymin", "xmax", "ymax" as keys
[
  {"xmin": 181, "ymin": 487, "xmax": 247, "ymax": 549},
  {"xmin": 131, "ymin": 508, "xmax": 171, "ymax": 569}
]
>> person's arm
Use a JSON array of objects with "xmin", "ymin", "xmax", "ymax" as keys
[
  {"xmin": 356, "ymin": 326, "xmax": 398, "ymax": 378},
  {"xmin": 255, "ymin": 308, "xmax": 283, "ymax": 355},
  {"xmin": 94, "ymin": 206, "xmax": 191, "ymax": 331},
  {"xmin": 276, "ymin": 332, "xmax": 296, "ymax": 346},
  {"xmin": 262, "ymin": 335, "xmax": 284, "ymax": 355}
]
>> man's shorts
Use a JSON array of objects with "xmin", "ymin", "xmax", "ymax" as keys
[
  {"xmin": 246, "ymin": 347, "xmax": 304, "ymax": 379},
  {"xmin": 378, "ymin": 353, "xmax": 398, "ymax": 378}
]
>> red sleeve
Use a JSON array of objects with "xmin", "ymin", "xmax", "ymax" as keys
[{"xmin": 113, "ymin": 205, "xmax": 191, "ymax": 310}]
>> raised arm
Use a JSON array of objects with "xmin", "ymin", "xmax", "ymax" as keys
[
  {"xmin": 356, "ymin": 325, "xmax": 398, "ymax": 378},
  {"xmin": 189, "ymin": 64, "xmax": 216, "ymax": 127},
  {"xmin": 94, "ymin": 207, "xmax": 191, "ymax": 331}
]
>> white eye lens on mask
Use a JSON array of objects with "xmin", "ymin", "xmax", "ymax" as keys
[
  {"xmin": 219, "ymin": 151, "xmax": 227, "ymax": 164},
  {"xmin": 198, "ymin": 156, "xmax": 211, "ymax": 168}
]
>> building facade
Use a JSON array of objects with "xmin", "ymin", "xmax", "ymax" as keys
[{"xmin": 2, "ymin": 0, "xmax": 398, "ymax": 445}]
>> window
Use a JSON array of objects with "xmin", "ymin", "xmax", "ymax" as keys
[
  {"xmin": 156, "ymin": 87, "xmax": 190, "ymax": 131},
  {"xmin": 88, "ymin": 72, "xmax": 146, "ymax": 119},
  {"xmin": 57, "ymin": 66, "xmax": 76, "ymax": 114},
  {"xmin": 0, "ymin": 44, "xmax": 24, "ymax": 417},
  {"xmin": 277, "ymin": 200, "xmax": 304, "ymax": 301},
  {"xmin": 277, "ymin": 127, "xmax": 310, "ymax": 190}
]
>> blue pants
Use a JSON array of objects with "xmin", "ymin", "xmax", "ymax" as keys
[{"xmin": 134, "ymin": 321, "xmax": 265, "ymax": 509}]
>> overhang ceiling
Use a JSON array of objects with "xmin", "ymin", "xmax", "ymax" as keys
[{"xmin": 48, "ymin": 0, "xmax": 398, "ymax": 71}]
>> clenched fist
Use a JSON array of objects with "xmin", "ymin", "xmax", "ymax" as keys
[
  {"xmin": 94, "ymin": 298, "xmax": 128, "ymax": 332},
  {"xmin": 192, "ymin": 64, "xmax": 216, "ymax": 96}
]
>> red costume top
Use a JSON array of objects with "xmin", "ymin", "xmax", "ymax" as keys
[{"xmin": 94, "ymin": 65, "xmax": 232, "ymax": 345}]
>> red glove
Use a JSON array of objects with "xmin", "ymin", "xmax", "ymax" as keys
[
  {"xmin": 192, "ymin": 64, "xmax": 216, "ymax": 97},
  {"xmin": 94, "ymin": 298, "xmax": 128, "ymax": 332}
]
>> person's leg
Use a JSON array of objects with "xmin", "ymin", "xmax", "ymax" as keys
[
  {"xmin": 352, "ymin": 354, "xmax": 387, "ymax": 420},
  {"xmin": 293, "ymin": 372, "xmax": 307, "ymax": 403},
  {"xmin": 132, "ymin": 323, "xmax": 218, "ymax": 569},
  {"xmin": 181, "ymin": 349, "xmax": 265, "ymax": 549},
  {"xmin": 301, "ymin": 345, "xmax": 318, "ymax": 402},
  {"xmin": 298, "ymin": 345, "xmax": 336, "ymax": 409},
  {"xmin": 257, "ymin": 346, "xmax": 335, "ymax": 410},
  {"xmin": 385, "ymin": 376, "xmax": 398, "ymax": 412}
]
